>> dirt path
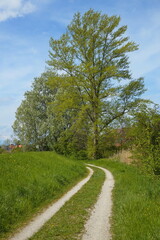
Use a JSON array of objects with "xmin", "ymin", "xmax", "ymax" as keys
[
  {"xmin": 82, "ymin": 164, "xmax": 115, "ymax": 240},
  {"xmin": 9, "ymin": 167, "xmax": 93, "ymax": 240}
]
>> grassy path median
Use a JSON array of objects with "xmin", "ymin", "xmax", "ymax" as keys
[{"xmin": 30, "ymin": 167, "xmax": 105, "ymax": 240}]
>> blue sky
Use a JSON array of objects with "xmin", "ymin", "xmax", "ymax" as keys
[{"xmin": 0, "ymin": 0, "xmax": 160, "ymax": 143}]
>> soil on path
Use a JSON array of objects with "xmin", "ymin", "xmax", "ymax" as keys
[
  {"xmin": 9, "ymin": 164, "xmax": 114, "ymax": 240},
  {"xmin": 82, "ymin": 164, "xmax": 115, "ymax": 240}
]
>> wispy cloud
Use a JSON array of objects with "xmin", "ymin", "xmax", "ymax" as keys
[
  {"xmin": 50, "ymin": 10, "xmax": 73, "ymax": 26},
  {"xmin": 0, "ymin": 0, "xmax": 36, "ymax": 22}
]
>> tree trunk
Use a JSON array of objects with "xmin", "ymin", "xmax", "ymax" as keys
[
  {"xmin": 93, "ymin": 121, "xmax": 99, "ymax": 159},
  {"xmin": 91, "ymin": 92, "xmax": 100, "ymax": 159}
]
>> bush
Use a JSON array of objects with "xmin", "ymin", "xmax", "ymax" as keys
[
  {"xmin": 0, "ymin": 147, "xmax": 5, "ymax": 154},
  {"xmin": 76, "ymin": 150, "xmax": 88, "ymax": 160}
]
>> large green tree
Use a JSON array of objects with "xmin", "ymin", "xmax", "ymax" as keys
[{"xmin": 48, "ymin": 9, "xmax": 145, "ymax": 159}]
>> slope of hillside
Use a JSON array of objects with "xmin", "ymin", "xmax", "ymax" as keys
[{"xmin": 0, "ymin": 152, "xmax": 87, "ymax": 239}]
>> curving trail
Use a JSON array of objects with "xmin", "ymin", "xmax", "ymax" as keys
[
  {"xmin": 82, "ymin": 164, "xmax": 115, "ymax": 240},
  {"xmin": 9, "ymin": 164, "xmax": 114, "ymax": 240},
  {"xmin": 9, "ymin": 167, "xmax": 93, "ymax": 240}
]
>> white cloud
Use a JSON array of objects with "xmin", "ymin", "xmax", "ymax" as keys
[{"xmin": 0, "ymin": 0, "xmax": 36, "ymax": 21}]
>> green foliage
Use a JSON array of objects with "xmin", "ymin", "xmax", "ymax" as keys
[
  {"xmin": 128, "ymin": 104, "xmax": 160, "ymax": 175},
  {"xmin": 53, "ymin": 122, "xmax": 89, "ymax": 158},
  {"xmin": 12, "ymin": 71, "xmax": 57, "ymax": 151},
  {"xmin": 48, "ymin": 9, "xmax": 145, "ymax": 159},
  {"xmin": 11, "ymin": 147, "xmax": 23, "ymax": 153},
  {"xmin": 0, "ymin": 152, "xmax": 86, "ymax": 239},
  {"xmin": 0, "ymin": 147, "xmax": 5, "ymax": 154},
  {"xmin": 13, "ymin": 9, "xmax": 146, "ymax": 159}
]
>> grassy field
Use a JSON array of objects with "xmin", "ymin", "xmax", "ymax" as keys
[
  {"xmin": 1, "ymin": 152, "xmax": 160, "ymax": 240},
  {"xmin": 0, "ymin": 152, "xmax": 87, "ymax": 239},
  {"xmin": 90, "ymin": 159, "xmax": 160, "ymax": 240},
  {"xmin": 30, "ymin": 159, "xmax": 160, "ymax": 240},
  {"xmin": 30, "ymin": 167, "xmax": 105, "ymax": 240}
]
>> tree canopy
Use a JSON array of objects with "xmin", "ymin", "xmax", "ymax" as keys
[
  {"xmin": 47, "ymin": 9, "xmax": 145, "ymax": 158},
  {"xmin": 13, "ymin": 9, "xmax": 147, "ymax": 159},
  {"xmin": 13, "ymin": 71, "xmax": 57, "ymax": 151}
]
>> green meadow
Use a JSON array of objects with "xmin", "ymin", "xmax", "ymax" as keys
[
  {"xmin": 0, "ymin": 152, "xmax": 160, "ymax": 240},
  {"xmin": 0, "ymin": 152, "xmax": 87, "ymax": 239},
  {"xmin": 29, "ymin": 159, "xmax": 160, "ymax": 240}
]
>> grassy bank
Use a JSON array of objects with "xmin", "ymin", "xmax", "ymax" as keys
[
  {"xmin": 89, "ymin": 159, "xmax": 160, "ymax": 240},
  {"xmin": 0, "ymin": 152, "xmax": 87, "ymax": 239},
  {"xmin": 30, "ymin": 167, "xmax": 105, "ymax": 240}
]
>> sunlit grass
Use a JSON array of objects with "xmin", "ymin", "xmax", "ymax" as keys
[
  {"xmin": 89, "ymin": 159, "xmax": 160, "ymax": 240},
  {"xmin": 0, "ymin": 152, "xmax": 87, "ymax": 239},
  {"xmin": 30, "ymin": 167, "xmax": 105, "ymax": 240},
  {"xmin": 1, "ymin": 152, "xmax": 159, "ymax": 240}
]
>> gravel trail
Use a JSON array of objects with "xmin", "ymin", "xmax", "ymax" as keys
[
  {"xmin": 9, "ymin": 167, "xmax": 93, "ymax": 240},
  {"xmin": 82, "ymin": 164, "xmax": 114, "ymax": 240}
]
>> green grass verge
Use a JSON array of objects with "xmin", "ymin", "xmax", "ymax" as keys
[
  {"xmin": 30, "ymin": 167, "xmax": 105, "ymax": 240},
  {"xmin": 0, "ymin": 152, "xmax": 87, "ymax": 239},
  {"xmin": 89, "ymin": 159, "xmax": 160, "ymax": 240}
]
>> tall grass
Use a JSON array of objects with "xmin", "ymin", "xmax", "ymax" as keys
[
  {"xmin": 0, "ymin": 152, "xmax": 87, "ymax": 239},
  {"xmin": 90, "ymin": 159, "xmax": 160, "ymax": 240}
]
